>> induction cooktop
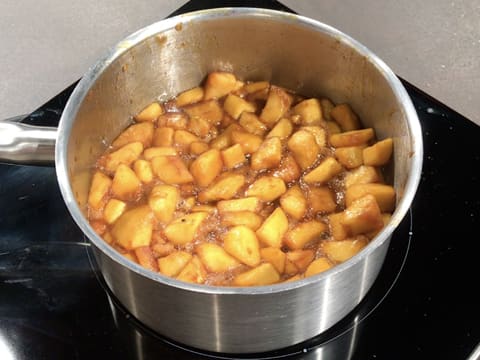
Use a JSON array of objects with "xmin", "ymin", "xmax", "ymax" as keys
[{"xmin": 1, "ymin": 1, "xmax": 479, "ymax": 359}]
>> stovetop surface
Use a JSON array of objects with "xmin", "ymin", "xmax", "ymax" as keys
[{"xmin": 1, "ymin": 1, "xmax": 479, "ymax": 359}]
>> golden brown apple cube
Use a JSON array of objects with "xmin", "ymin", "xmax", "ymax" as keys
[
  {"xmin": 256, "ymin": 207, "xmax": 289, "ymax": 248},
  {"xmin": 217, "ymin": 197, "xmax": 261, "ymax": 213},
  {"xmin": 112, "ymin": 122, "xmax": 154, "ymax": 149},
  {"xmin": 196, "ymin": 243, "xmax": 240, "ymax": 273},
  {"xmin": 224, "ymin": 94, "xmax": 256, "ymax": 120},
  {"xmin": 111, "ymin": 164, "xmax": 142, "ymax": 201},
  {"xmin": 287, "ymin": 130, "xmax": 320, "ymax": 170},
  {"xmin": 326, "ymin": 121, "xmax": 341, "ymax": 134},
  {"xmin": 308, "ymin": 186, "xmax": 337, "ymax": 214},
  {"xmin": 273, "ymin": 154, "xmax": 301, "ymax": 183},
  {"xmin": 344, "ymin": 165, "xmax": 384, "ymax": 188},
  {"xmin": 260, "ymin": 247, "xmax": 286, "ymax": 274},
  {"xmin": 322, "ymin": 236, "xmax": 369, "ymax": 263},
  {"xmin": 329, "ymin": 128, "xmax": 375, "ymax": 147},
  {"xmin": 342, "ymin": 194, "xmax": 384, "ymax": 235},
  {"xmin": 176, "ymin": 256, "xmax": 207, "ymax": 284},
  {"xmin": 190, "ymin": 148, "xmax": 223, "ymax": 187},
  {"xmin": 251, "ymin": 137, "xmax": 282, "ymax": 171},
  {"xmin": 210, "ymin": 123, "xmax": 242, "ymax": 150},
  {"xmin": 198, "ymin": 173, "xmax": 245, "ymax": 202},
  {"xmin": 260, "ymin": 86, "xmax": 293, "ymax": 125},
  {"xmin": 158, "ymin": 251, "xmax": 192, "ymax": 277},
  {"xmin": 175, "ymin": 86, "xmax": 204, "ymax": 107},
  {"xmin": 239, "ymin": 112, "xmax": 267, "ymax": 136},
  {"xmin": 363, "ymin": 138, "xmax": 394, "ymax": 166},
  {"xmin": 220, "ymin": 211, "xmax": 263, "ymax": 230},
  {"xmin": 335, "ymin": 146, "xmax": 365, "ymax": 169},
  {"xmin": 189, "ymin": 116, "xmax": 211, "ymax": 138},
  {"xmin": 320, "ymin": 98, "xmax": 335, "ymax": 121},
  {"xmin": 233, "ymin": 263, "xmax": 280, "ymax": 286},
  {"xmin": 221, "ymin": 144, "xmax": 246, "ymax": 169},
  {"xmin": 305, "ymin": 257, "xmax": 333, "ymax": 277},
  {"xmin": 266, "ymin": 117, "xmax": 293, "ymax": 139},
  {"xmin": 103, "ymin": 199, "xmax": 127, "ymax": 224},
  {"xmin": 223, "ymin": 225, "xmax": 261, "ymax": 267},
  {"xmin": 111, "ymin": 205, "xmax": 154, "ymax": 250},
  {"xmin": 243, "ymin": 81, "xmax": 270, "ymax": 94},
  {"xmin": 135, "ymin": 102, "xmax": 164, "ymax": 123},
  {"xmin": 284, "ymin": 258, "xmax": 299, "ymax": 276},
  {"xmin": 231, "ymin": 130, "xmax": 263, "ymax": 154},
  {"xmin": 104, "ymin": 141, "xmax": 143, "ymax": 173},
  {"xmin": 328, "ymin": 212, "xmax": 349, "ymax": 241},
  {"xmin": 303, "ymin": 157, "xmax": 343, "ymax": 184},
  {"xmin": 283, "ymin": 274, "xmax": 303, "ymax": 283},
  {"xmin": 88, "ymin": 171, "xmax": 112, "ymax": 210},
  {"xmin": 286, "ymin": 249, "xmax": 315, "ymax": 272},
  {"xmin": 173, "ymin": 130, "xmax": 200, "ymax": 150},
  {"xmin": 183, "ymin": 100, "xmax": 223, "ymax": 124},
  {"xmin": 245, "ymin": 176, "xmax": 286, "ymax": 202},
  {"xmin": 301, "ymin": 126, "xmax": 327, "ymax": 147},
  {"xmin": 330, "ymin": 103, "xmax": 361, "ymax": 131},
  {"xmin": 133, "ymin": 159, "xmax": 153, "ymax": 183},
  {"xmin": 284, "ymin": 221, "xmax": 327, "ymax": 250},
  {"xmin": 143, "ymin": 146, "xmax": 177, "ymax": 160},
  {"xmin": 134, "ymin": 246, "xmax": 158, "ymax": 272},
  {"xmin": 203, "ymin": 72, "xmax": 237, "ymax": 100},
  {"xmin": 148, "ymin": 184, "xmax": 179, "ymax": 223},
  {"xmin": 191, "ymin": 205, "xmax": 217, "ymax": 214},
  {"xmin": 190, "ymin": 141, "xmax": 210, "ymax": 155},
  {"xmin": 345, "ymin": 183, "xmax": 396, "ymax": 212},
  {"xmin": 157, "ymin": 113, "xmax": 188, "ymax": 130},
  {"xmin": 164, "ymin": 212, "xmax": 209, "ymax": 245},
  {"xmin": 153, "ymin": 126, "xmax": 175, "ymax": 147},
  {"xmin": 280, "ymin": 185, "xmax": 307, "ymax": 220},
  {"xmin": 366, "ymin": 213, "xmax": 392, "ymax": 239},
  {"xmin": 292, "ymin": 98, "xmax": 323, "ymax": 125},
  {"xmin": 150, "ymin": 155, "xmax": 193, "ymax": 184}
]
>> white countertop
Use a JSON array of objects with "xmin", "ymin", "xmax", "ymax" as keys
[{"xmin": 1, "ymin": 0, "xmax": 479, "ymax": 125}]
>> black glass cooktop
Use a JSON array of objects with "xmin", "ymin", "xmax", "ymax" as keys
[{"xmin": 1, "ymin": 1, "xmax": 479, "ymax": 359}]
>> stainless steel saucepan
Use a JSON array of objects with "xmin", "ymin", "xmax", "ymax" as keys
[{"xmin": 0, "ymin": 8, "xmax": 423, "ymax": 353}]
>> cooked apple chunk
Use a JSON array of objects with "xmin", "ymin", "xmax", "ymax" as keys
[
  {"xmin": 239, "ymin": 112, "xmax": 267, "ymax": 136},
  {"xmin": 233, "ymin": 263, "xmax": 280, "ymax": 286},
  {"xmin": 198, "ymin": 173, "xmax": 245, "ymax": 202},
  {"xmin": 274, "ymin": 154, "xmax": 301, "ymax": 183},
  {"xmin": 111, "ymin": 205, "xmax": 154, "ymax": 250},
  {"xmin": 183, "ymin": 100, "xmax": 223, "ymax": 124},
  {"xmin": 104, "ymin": 142, "xmax": 143, "ymax": 173},
  {"xmin": 344, "ymin": 165, "xmax": 383, "ymax": 188},
  {"xmin": 111, "ymin": 164, "xmax": 141, "ymax": 201},
  {"xmin": 203, "ymin": 72, "xmax": 238, "ymax": 100},
  {"xmin": 176, "ymin": 256, "xmax": 207, "ymax": 284},
  {"xmin": 175, "ymin": 86, "xmax": 204, "ymax": 107},
  {"xmin": 260, "ymin": 247, "xmax": 286, "ymax": 274},
  {"xmin": 153, "ymin": 126, "xmax": 175, "ymax": 147},
  {"xmin": 305, "ymin": 257, "xmax": 333, "ymax": 277},
  {"xmin": 256, "ymin": 207, "xmax": 289, "ymax": 248},
  {"xmin": 335, "ymin": 146, "xmax": 365, "ymax": 169},
  {"xmin": 280, "ymin": 185, "xmax": 307, "ymax": 220},
  {"xmin": 151, "ymin": 155, "xmax": 193, "ymax": 185},
  {"xmin": 287, "ymin": 130, "xmax": 319, "ymax": 170},
  {"xmin": 260, "ymin": 86, "xmax": 293, "ymax": 125},
  {"xmin": 88, "ymin": 171, "xmax": 112, "ymax": 210},
  {"xmin": 342, "ymin": 194, "xmax": 384, "ymax": 235},
  {"xmin": 133, "ymin": 159, "xmax": 153, "ymax": 183},
  {"xmin": 143, "ymin": 146, "xmax": 177, "ymax": 160},
  {"xmin": 220, "ymin": 211, "xmax": 263, "ymax": 230},
  {"xmin": 112, "ymin": 122, "xmax": 154, "ymax": 148},
  {"xmin": 345, "ymin": 183, "xmax": 396, "ymax": 212},
  {"xmin": 330, "ymin": 103, "xmax": 360, "ymax": 131},
  {"xmin": 292, "ymin": 98, "xmax": 323, "ymax": 125},
  {"xmin": 223, "ymin": 226, "xmax": 261, "ymax": 267},
  {"xmin": 190, "ymin": 148, "xmax": 223, "ymax": 187},
  {"xmin": 363, "ymin": 138, "xmax": 393, "ymax": 166},
  {"xmin": 134, "ymin": 246, "xmax": 158, "ymax": 272},
  {"xmin": 231, "ymin": 130, "xmax": 263, "ymax": 154},
  {"xmin": 303, "ymin": 157, "xmax": 343, "ymax": 184},
  {"xmin": 134, "ymin": 102, "xmax": 164, "ymax": 123},
  {"xmin": 224, "ymin": 94, "xmax": 256, "ymax": 120},
  {"xmin": 251, "ymin": 137, "xmax": 282, "ymax": 171},
  {"xmin": 286, "ymin": 249, "xmax": 315, "ymax": 272},
  {"xmin": 308, "ymin": 186, "xmax": 337, "ymax": 214},
  {"xmin": 221, "ymin": 144, "xmax": 246, "ymax": 169},
  {"xmin": 322, "ymin": 236, "xmax": 369, "ymax": 263},
  {"xmin": 266, "ymin": 117, "xmax": 293, "ymax": 139},
  {"xmin": 196, "ymin": 243, "xmax": 240, "ymax": 272},
  {"xmin": 158, "ymin": 251, "xmax": 192, "ymax": 277},
  {"xmin": 164, "ymin": 212, "xmax": 209, "ymax": 245},
  {"xmin": 284, "ymin": 221, "xmax": 327, "ymax": 250},
  {"xmin": 329, "ymin": 128, "xmax": 375, "ymax": 148},
  {"xmin": 245, "ymin": 176, "xmax": 286, "ymax": 202},
  {"xmin": 148, "ymin": 185, "xmax": 179, "ymax": 223},
  {"xmin": 103, "ymin": 199, "xmax": 126, "ymax": 224}
]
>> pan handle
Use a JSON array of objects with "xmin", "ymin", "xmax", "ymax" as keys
[{"xmin": 0, "ymin": 116, "xmax": 57, "ymax": 166}]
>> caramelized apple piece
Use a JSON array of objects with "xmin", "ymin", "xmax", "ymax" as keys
[
  {"xmin": 221, "ymin": 144, "xmax": 246, "ymax": 169},
  {"xmin": 341, "ymin": 194, "xmax": 384, "ymax": 235},
  {"xmin": 176, "ymin": 86, "xmax": 204, "ymax": 107},
  {"xmin": 245, "ymin": 176, "xmax": 286, "ymax": 202},
  {"xmin": 251, "ymin": 137, "xmax": 282, "ymax": 171},
  {"xmin": 301, "ymin": 126, "xmax": 327, "ymax": 147},
  {"xmin": 197, "ymin": 243, "xmax": 240, "ymax": 272},
  {"xmin": 329, "ymin": 128, "xmax": 375, "ymax": 147},
  {"xmin": 231, "ymin": 131, "xmax": 263, "ymax": 154},
  {"xmin": 135, "ymin": 102, "xmax": 164, "ymax": 123},
  {"xmin": 217, "ymin": 197, "xmax": 261, "ymax": 213},
  {"xmin": 274, "ymin": 154, "xmax": 301, "ymax": 183},
  {"xmin": 303, "ymin": 157, "xmax": 343, "ymax": 184},
  {"xmin": 292, "ymin": 98, "xmax": 323, "ymax": 125},
  {"xmin": 305, "ymin": 257, "xmax": 332, "ymax": 277},
  {"xmin": 153, "ymin": 126, "xmax": 175, "ymax": 147},
  {"xmin": 266, "ymin": 117, "xmax": 293, "ymax": 139},
  {"xmin": 111, "ymin": 164, "xmax": 141, "ymax": 201},
  {"xmin": 322, "ymin": 236, "xmax": 369, "ymax": 263},
  {"xmin": 143, "ymin": 146, "xmax": 177, "ymax": 160},
  {"xmin": 256, "ymin": 207, "xmax": 289, "ymax": 248},
  {"xmin": 345, "ymin": 183, "xmax": 396, "ymax": 212},
  {"xmin": 151, "ymin": 156, "xmax": 193, "ymax": 184},
  {"xmin": 220, "ymin": 211, "xmax": 263, "ymax": 230},
  {"xmin": 239, "ymin": 112, "xmax": 267, "ymax": 136},
  {"xmin": 363, "ymin": 138, "xmax": 394, "ymax": 166},
  {"xmin": 308, "ymin": 186, "xmax": 337, "ymax": 214},
  {"xmin": 284, "ymin": 221, "xmax": 327, "ymax": 250},
  {"xmin": 183, "ymin": 100, "xmax": 223, "ymax": 124},
  {"xmin": 287, "ymin": 130, "xmax": 319, "ymax": 170},
  {"xmin": 223, "ymin": 226, "xmax": 261, "ymax": 267},
  {"xmin": 260, "ymin": 247, "xmax": 286, "ymax": 274},
  {"xmin": 190, "ymin": 148, "xmax": 223, "ymax": 187},
  {"xmin": 176, "ymin": 256, "xmax": 207, "ymax": 284},
  {"xmin": 134, "ymin": 246, "xmax": 158, "ymax": 272},
  {"xmin": 260, "ymin": 86, "xmax": 293, "ymax": 125},
  {"xmin": 111, "ymin": 205, "xmax": 154, "ymax": 250},
  {"xmin": 158, "ymin": 251, "xmax": 192, "ymax": 277},
  {"xmin": 330, "ymin": 104, "xmax": 360, "ymax": 131},
  {"xmin": 103, "ymin": 199, "xmax": 126, "ymax": 224},
  {"xmin": 88, "ymin": 171, "xmax": 112, "ymax": 210},
  {"xmin": 148, "ymin": 185, "xmax": 179, "ymax": 223},
  {"xmin": 233, "ymin": 263, "xmax": 280, "ymax": 286},
  {"xmin": 280, "ymin": 185, "xmax": 307, "ymax": 220},
  {"xmin": 164, "ymin": 212, "xmax": 209, "ymax": 245},
  {"xmin": 203, "ymin": 72, "xmax": 238, "ymax": 100},
  {"xmin": 133, "ymin": 159, "xmax": 153, "ymax": 183},
  {"xmin": 286, "ymin": 249, "xmax": 315, "ymax": 272},
  {"xmin": 104, "ymin": 142, "xmax": 143, "ymax": 173},
  {"xmin": 335, "ymin": 146, "xmax": 365, "ymax": 169},
  {"xmin": 198, "ymin": 173, "xmax": 245, "ymax": 203},
  {"xmin": 224, "ymin": 94, "xmax": 256, "ymax": 119},
  {"xmin": 112, "ymin": 122, "xmax": 154, "ymax": 148},
  {"xmin": 344, "ymin": 165, "xmax": 383, "ymax": 188}
]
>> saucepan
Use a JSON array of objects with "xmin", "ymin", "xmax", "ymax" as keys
[{"xmin": 0, "ymin": 8, "xmax": 423, "ymax": 353}]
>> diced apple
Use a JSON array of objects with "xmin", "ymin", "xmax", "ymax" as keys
[
  {"xmin": 151, "ymin": 155, "xmax": 194, "ymax": 185},
  {"xmin": 111, "ymin": 205, "xmax": 154, "ymax": 250},
  {"xmin": 231, "ymin": 130, "xmax": 263, "ymax": 154},
  {"xmin": 190, "ymin": 148, "xmax": 223, "ymax": 187},
  {"xmin": 111, "ymin": 164, "xmax": 141, "ymax": 201},
  {"xmin": 344, "ymin": 165, "xmax": 383, "ymax": 188},
  {"xmin": 266, "ymin": 117, "xmax": 293, "ymax": 139},
  {"xmin": 134, "ymin": 246, "xmax": 158, "ymax": 272},
  {"xmin": 308, "ymin": 186, "xmax": 337, "ymax": 214},
  {"xmin": 251, "ymin": 137, "xmax": 282, "ymax": 171},
  {"xmin": 280, "ymin": 185, "xmax": 307, "ymax": 220},
  {"xmin": 287, "ymin": 130, "xmax": 320, "ymax": 170},
  {"xmin": 88, "ymin": 171, "xmax": 112, "ymax": 210},
  {"xmin": 303, "ymin": 157, "xmax": 343, "ymax": 184},
  {"xmin": 153, "ymin": 126, "xmax": 175, "ymax": 147},
  {"xmin": 189, "ymin": 116, "xmax": 211, "ymax": 137},
  {"xmin": 260, "ymin": 247, "xmax": 286, "ymax": 274},
  {"xmin": 292, "ymin": 98, "xmax": 323, "ymax": 125},
  {"xmin": 164, "ymin": 212, "xmax": 209, "ymax": 245},
  {"xmin": 363, "ymin": 138, "xmax": 394, "ymax": 166},
  {"xmin": 233, "ymin": 263, "xmax": 280, "ymax": 286},
  {"xmin": 173, "ymin": 130, "xmax": 200, "ymax": 150},
  {"xmin": 134, "ymin": 102, "xmax": 164, "ymax": 123},
  {"xmin": 322, "ymin": 236, "xmax": 369, "ymax": 263},
  {"xmin": 245, "ymin": 176, "xmax": 286, "ymax": 202},
  {"xmin": 260, "ymin": 86, "xmax": 293, "ymax": 125},
  {"xmin": 189, "ymin": 141, "xmax": 210, "ymax": 155},
  {"xmin": 242, "ymin": 81, "xmax": 270, "ymax": 94},
  {"xmin": 183, "ymin": 100, "xmax": 223, "ymax": 124},
  {"xmin": 158, "ymin": 251, "xmax": 192, "ymax": 277},
  {"xmin": 112, "ymin": 122, "xmax": 154, "ymax": 148},
  {"xmin": 341, "ymin": 194, "xmax": 384, "ymax": 235},
  {"xmin": 239, "ymin": 112, "xmax": 267, "ymax": 136},
  {"xmin": 221, "ymin": 144, "xmax": 246, "ymax": 169},
  {"xmin": 203, "ymin": 72, "xmax": 237, "ymax": 100},
  {"xmin": 273, "ymin": 154, "xmax": 301, "ymax": 183},
  {"xmin": 328, "ymin": 212, "xmax": 349, "ymax": 241},
  {"xmin": 148, "ymin": 184, "xmax": 179, "ymax": 223},
  {"xmin": 326, "ymin": 121, "xmax": 341, "ymax": 134},
  {"xmin": 223, "ymin": 226, "xmax": 261, "ymax": 267},
  {"xmin": 224, "ymin": 94, "xmax": 256, "ymax": 120},
  {"xmin": 209, "ymin": 123, "xmax": 242, "ymax": 150},
  {"xmin": 103, "ymin": 199, "xmax": 127, "ymax": 224},
  {"xmin": 305, "ymin": 257, "xmax": 332, "ymax": 277},
  {"xmin": 286, "ymin": 249, "xmax": 315, "ymax": 272},
  {"xmin": 157, "ymin": 113, "xmax": 188, "ymax": 130},
  {"xmin": 175, "ymin": 86, "xmax": 204, "ymax": 107},
  {"xmin": 301, "ymin": 126, "xmax": 327, "ymax": 147},
  {"xmin": 330, "ymin": 104, "xmax": 361, "ymax": 131},
  {"xmin": 196, "ymin": 243, "xmax": 240, "ymax": 272},
  {"xmin": 176, "ymin": 256, "xmax": 207, "ymax": 284},
  {"xmin": 217, "ymin": 197, "xmax": 261, "ymax": 213},
  {"xmin": 133, "ymin": 159, "xmax": 154, "ymax": 183},
  {"xmin": 284, "ymin": 221, "xmax": 327, "ymax": 250},
  {"xmin": 335, "ymin": 146, "xmax": 365, "ymax": 169},
  {"xmin": 220, "ymin": 211, "xmax": 263, "ymax": 230},
  {"xmin": 329, "ymin": 128, "xmax": 375, "ymax": 147},
  {"xmin": 198, "ymin": 173, "xmax": 245, "ymax": 203},
  {"xmin": 104, "ymin": 142, "xmax": 143, "ymax": 173},
  {"xmin": 345, "ymin": 183, "xmax": 396, "ymax": 212},
  {"xmin": 256, "ymin": 207, "xmax": 289, "ymax": 248},
  {"xmin": 143, "ymin": 146, "xmax": 177, "ymax": 160},
  {"xmin": 320, "ymin": 98, "xmax": 335, "ymax": 121}
]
